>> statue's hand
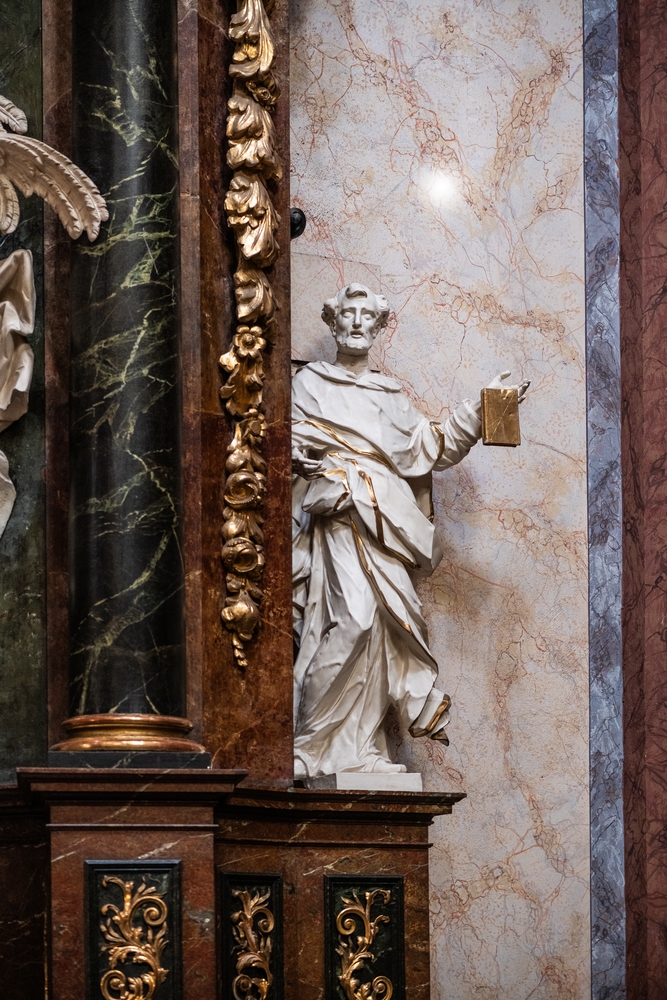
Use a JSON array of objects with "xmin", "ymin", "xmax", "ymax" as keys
[
  {"xmin": 486, "ymin": 370, "xmax": 530, "ymax": 403},
  {"xmin": 292, "ymin": 445, "xmax": 323, "ymax": 479}
]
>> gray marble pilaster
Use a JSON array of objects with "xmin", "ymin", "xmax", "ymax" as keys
[{"xmin": 584, "ymin": 1, "xmax": 626, "ymax": 997}]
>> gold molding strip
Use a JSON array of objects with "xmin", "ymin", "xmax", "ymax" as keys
[
  {"xmin": 220, "ymin": 0, "xmax": 282, "ymax": 668},
  {"xmin": 336, "ymin": 889, "xmax": 394, "ymax": 1000},
  {"xmin": 231, "ymin": 887, "xmax": 275, "ymax": 1000},
  {"xmin": 99, "ymin": 876, "xmax": 169, "ymax": 1000}
]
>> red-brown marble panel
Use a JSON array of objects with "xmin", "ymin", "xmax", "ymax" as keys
[
  {"xmin": 215, "ymin": 787, "xmax": 460, "ymax": 1000},
  {"xmin": 0, "ymin": 793, "xmax": 48, "ymax": 1000},
  {"xmin": 179, "ymin": 0, "xmax": 205, "ymax": 744},
  {"xmin": 620, "ymin": 1, "xmax": 667, "ymax": 996},
  {"xmin": 28, "ymin": 769, "xmax": 244, "ymax": 1000},
  {"xmin": 217, "ymin": 840, "xmax": 430, "ymax": 1000}
]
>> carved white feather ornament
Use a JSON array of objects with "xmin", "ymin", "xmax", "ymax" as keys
[
  {"xmin": 0, "ymin": 96, "xmax": 108, "ymax": 544},
  {"xmin": 0, "ymin": 94, "xmax": 108, "ymax": 240}
]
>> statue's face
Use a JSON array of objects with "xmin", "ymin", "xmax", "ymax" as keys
[{"xmin": 332, "ymin": 296, "xmax": 380, "ymax": 355}]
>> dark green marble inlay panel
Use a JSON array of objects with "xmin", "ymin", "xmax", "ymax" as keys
[
  {"xmin": 86, "ymin": 861, "xmax": 182, "ymax": 1000},
  {"xmin": 70, "ymin": 0, "xmax": 184, "ymax": 716},
  {"xmin": 0, "ymin": 1, "xmax": 46, "ymax": 781},
  {"xmin": 325, "ymin": 876, "xmax": 405, "ymax": 1000}
]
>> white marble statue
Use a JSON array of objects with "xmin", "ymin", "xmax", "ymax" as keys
[
  {"xmin": 292, "ymin": 283, "xmax": 529, "ymax": 779},
  {"xmin": 0, "ymin": 93, "xmax": 107, "ymax": 544},
  {"xmin": 0, "ymin": 249, "xmax": 35, "ymax": 539}
]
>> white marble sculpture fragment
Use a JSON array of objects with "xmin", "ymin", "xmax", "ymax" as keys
[
  {"xmin": 0, "ymin": 94, "xmax": 107, "ymax": 543},
  {"xmin": 292, "ymin": 283, "xmax": 529, "ymax": 780},
  {"xmin": 0, "ymin": 248, "xmax": 35, "ymax": 538}
]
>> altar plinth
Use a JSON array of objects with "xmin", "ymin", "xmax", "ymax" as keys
[{"xmin": 7, "ymin": 770, "xmax": 462, "ymax": 1000}]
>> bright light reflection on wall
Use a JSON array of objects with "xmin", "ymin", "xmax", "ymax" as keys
[{"xmin": 417, "ymin": 168, "xmax": 459, "ymax": 208}]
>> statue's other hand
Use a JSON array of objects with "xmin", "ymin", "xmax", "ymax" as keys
[
  {"xmin": 292, "ymin": 446, "xmax": 323, "ymax": 479},
  {"xmin": 486, "ymin": 370, "xmax": 531, "ymax": 403}
]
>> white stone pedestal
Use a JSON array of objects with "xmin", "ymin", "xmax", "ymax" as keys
[{"xmin": 305, "ymin": 771, "xmax": 423, "ymax": 792}]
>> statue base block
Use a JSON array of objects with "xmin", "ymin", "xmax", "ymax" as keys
[{"xmin": 305, "ymin": 771, "xmax": 423, "ymax": 791}]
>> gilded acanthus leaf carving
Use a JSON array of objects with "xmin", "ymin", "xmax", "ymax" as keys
[
  {"xmin": 336, "ymin": 890, "xmax": 393, "ymax": 1000},
  {"xmin": 221, "ymin": 0, "xmax": 281, "ymax": 668},
  {"xmin": 230, "ymin": 887, "xmax": 275, "ymax": 1000},
  {"xmin": 229, "ymin": 0, "xmax": 277, "ymax": 82},
  {"xmin": 227, "ymin": 90, "xmax": 282, "ymax": 179},
  {"xmin": 234, "ymin": 266, "xmax": 275, "ymax": 325},
  {"xmin": 225, "ymin": 171, "xmax": 280, "ymax": 268},
  {"xmin": 0, "ymin": 94, "xmax": 108, "ymax": 239},
  {"xmin": 99, "ymin": 876, "xmax": 169, "ymax": 1000}
]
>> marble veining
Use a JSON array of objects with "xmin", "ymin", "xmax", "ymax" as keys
[
  {"xmin": 584, "ymin": 1, "xmax": 625, "ymax": 998},
  {"xmin": 290, "ymin": 0, "xmax": 590, "ymax": 995},
  {"xmin": 69, "ymin": 0, "xmax": 184, "ymax": 717},
  {"xmin": 618, "ymin": 2, "xmax": 667, "ymax": 993}
]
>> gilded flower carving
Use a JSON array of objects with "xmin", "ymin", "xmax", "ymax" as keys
[{"xmin": 234, "ymin": 325, "xmax": 266, "ymax": 359}]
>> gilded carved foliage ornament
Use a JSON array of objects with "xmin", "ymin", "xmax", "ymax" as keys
[
  {"xmin": 231, "ymin": 887, "xmax": 275, "ymax": 1000},
  {"xmin": 221, "ymin": 0, "xmax": 281, "ymax": 667},
  {"xmin": 336, "ymin": 890, "xmax": 394, "ymax": 1000},
  {"xmin": 99, "ymin": 876, "xmax": 169, "ymax": 1000}
]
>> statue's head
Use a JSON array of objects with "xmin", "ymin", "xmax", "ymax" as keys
[{"xmin": 322, "ymin": 283, "xmax": 390, "ymax": 357}]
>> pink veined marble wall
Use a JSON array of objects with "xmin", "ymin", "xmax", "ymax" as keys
[{"xmin": 289, "ymin": 1, "xmax": 589, "ymax": 997}]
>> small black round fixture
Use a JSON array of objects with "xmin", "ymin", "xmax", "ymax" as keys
[{"xmin": 290, "ymin": 207, "xmax": 307, "ymax": 240}]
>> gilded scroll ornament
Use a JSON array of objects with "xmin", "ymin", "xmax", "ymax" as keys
[
  {"xmin": 99, "ymin": 875, "xmax": 169, "ymax": 1000},
  {"xmin": 231, "ymin": 887, "xmax": 275, "ymax": 1000},
  {"xmin": 221, "ymin": 0, "xmax": 281, "ymax": 667},
  {"xmin": 335, "ymin": 889, "xmax": 393, "ymax": 1000}
]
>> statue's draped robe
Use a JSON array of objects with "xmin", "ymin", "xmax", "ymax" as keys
[
  {"xmin": 0, "ymin": 250, "xmax": 35, "ymax": 538},
  {"xmin": 292, "ymin": 361, "xmax": 481, "ymax": 776}
]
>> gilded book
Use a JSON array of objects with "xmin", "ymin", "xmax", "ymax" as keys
[{"xmin": 480, "ymin": 387, "xmax": 521, "ymax": 447}]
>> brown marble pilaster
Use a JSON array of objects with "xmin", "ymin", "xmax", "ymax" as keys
[
  {"xmin": 0, "ymin": 788, "xmax": 48, "ymax": 999},
  {"xmin": 178, "ymin": 0, "xmax": 205, "ymax": 745},
  {"xmin": 198, "ymin": 0, "xmax": 293, "ymax": 782},
  {"xmin": 620, "ymin": 2, "xmax": 667, "ymax": 996}
]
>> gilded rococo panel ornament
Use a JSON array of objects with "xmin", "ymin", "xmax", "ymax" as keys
[
  {"xmin": 221, "ymin": 872, "xmax": 283, "ymax": 1000},
  {"xmin": 325, "ymin": 876, "xmax": 405, "ymax": 1000},
  {"xmin": 220, "ymin": 0, "xmax": 281, "ymax": 667},
  {"xmin": 87, "ymin": 861, "xmax": 181, "ymax": 1000}
]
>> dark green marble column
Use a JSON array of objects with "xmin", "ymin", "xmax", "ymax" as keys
[{"xmin": 68, "ymin": 0, "xmax": 184, "ymax": 720}]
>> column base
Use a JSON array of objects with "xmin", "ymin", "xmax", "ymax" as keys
[
  {"xmin": 48, "ymin": 749, "xmax": 211, "ymax": 768},
  {"xmin": 51, "ymin": 713, "xmax": 206, "ymax": 753}
]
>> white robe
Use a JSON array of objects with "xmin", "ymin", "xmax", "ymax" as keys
[
  {"xmin": 292, "ymin": 361, "xmax": 481, "ymax": 776},
  {"xmin": 0, "ymin": 250, "xmax": 35, "ymax": 539}
]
